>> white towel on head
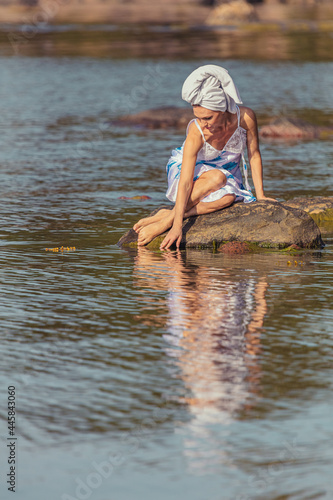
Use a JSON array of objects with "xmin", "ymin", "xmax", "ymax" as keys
[{"xmin": 181, "ymin": 64, "xmax": 242, "ymax": 113}]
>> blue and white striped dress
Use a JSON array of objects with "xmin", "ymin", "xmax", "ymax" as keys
[{"xmin": 166, "ymin": 106, "xmax": 255, "ymax": 204}]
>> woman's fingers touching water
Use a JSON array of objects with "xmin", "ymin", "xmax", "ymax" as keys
[{"xmin": 160, "ymin": 228, "xmax": 182, "ymax": 250}]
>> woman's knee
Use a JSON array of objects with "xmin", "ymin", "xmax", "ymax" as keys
[{"xmin": 208, "ymin": 169, "xmax": 227, "ymax": 189}]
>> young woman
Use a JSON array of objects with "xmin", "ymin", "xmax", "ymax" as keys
[{"xmin": 134, "ymin": 64, "xmax": 275, "ymax": 249}]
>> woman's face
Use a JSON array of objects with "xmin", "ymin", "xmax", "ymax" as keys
[{"xmin": 192, "ymin": 105, "xmax": 223, "ymax": 132}]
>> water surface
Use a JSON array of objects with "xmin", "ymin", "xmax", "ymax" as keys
[{"xmin": 0, "ymin": 52, "xmax": 333, "ymax": 500}]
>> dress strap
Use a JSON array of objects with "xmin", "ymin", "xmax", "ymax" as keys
[{"xmin": 236, "ymin": 105, "xmax": 240, "ymax": 127}]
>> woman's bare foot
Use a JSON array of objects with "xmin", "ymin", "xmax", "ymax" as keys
[
  {"xmin": 133, "ymin": 208, "xmax": 172, "ymax": 233},
  {"xmin": 137, "ymin": 212, "xmax": 174, "ymax": 246}
]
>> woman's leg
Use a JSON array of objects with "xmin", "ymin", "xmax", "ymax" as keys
[
  {"xmin": 134, "ymin": 169, "xmax": 226, "ymax": 232},
  {"xmin": 137, "ymin": 170, "xmax": 235, "ymax": 246},
  {"xmin": 185, "ymin": 194, "xmax": 236, "ymax": 217},
  {"xmin": 186, "ymin": 169, "xmax": 227, "ymax": 210}
]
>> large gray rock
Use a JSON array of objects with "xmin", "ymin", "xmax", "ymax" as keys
[
  {"xmin": 117, "ymin": 201, "xmax": 323, "ymax": 250},
  {"xmin": 285, "ymin": 196, "xmax": 333, "ymax": 236}
]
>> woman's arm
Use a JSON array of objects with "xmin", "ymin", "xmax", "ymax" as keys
[
  {"xmin": 160, "ymin": 127, "xmax": 202, "ymax": 250},
  {"xmin": 243, "ymin": 107, "xmax": 276, "ymax": 201}
]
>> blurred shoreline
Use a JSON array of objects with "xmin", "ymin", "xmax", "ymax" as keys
[
  {"xmin": 1, "ymin": 1, "xmax": 332, "ymax": 61},
  {"xmin": 0, "ymin": 0, "xmax": 332, "ymax": 28},
  {"xmin": 1, "ymin": 24, "xmax": 332, "ymax": 61}
]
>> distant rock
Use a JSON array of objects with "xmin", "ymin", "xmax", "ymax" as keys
[
  {"xmin": 118, "ymin": 201, "xmax": 323, "ymax": 250},
  {"xmin": 205, "ymin": 0, "xmax": 257, "ymax": 25},
  {"xmin": 118, "ymin": 195, "xmax": 151, "ymax": 200},
  {"xmin": 259, "ymin": 117, "xmax": 333, "ymax": 140},
  {"xmin": 285, "ymin": 196, "xmax": 333, "ymax": 236},
  {"xmin": 114, "ymin": 106, "xmax": 193, "ymax": 130},
  {"xmin": 115, "ymin": 108, "xmax": 333, "ymax": 141}
]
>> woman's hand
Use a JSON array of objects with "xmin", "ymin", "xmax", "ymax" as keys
[
  {"xmin": 160, "ymin": 226, "xmax": 182, "ymax": 250},
  {"xmin": 256, "ymin": 195, "xmax": 278, "ymax": 202}
]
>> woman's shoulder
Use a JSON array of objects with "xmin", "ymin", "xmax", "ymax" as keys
[
  {"xmin": 186, "ymin": 119, "xmax": 200, "ymax": 135},
  {"xmin": 238, "ymin": 105, "xmax": 258, "ymax": 131},
  {"xmin": 186, "ymin": 119, "xmax": 204, "ymax": 141}
]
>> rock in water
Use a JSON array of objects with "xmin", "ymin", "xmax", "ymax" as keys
[
  {"xmin": 118, "ymin": 195, "xmax": 151, "ymax": 200},
  {"xmin": 114, "ymin": 108, "xmax": 333, "ymax": 139},
  {"xmin": 218, "ymin": 241, "xmax": 251, "ymax": 254},
  {"xmin": 285, "ymin": 196, "xmax": 333, "ymax": 236},
  {"xmin": 259, "ymin": 117, "xmax": 333, "ymax": 140},
  {"xmin": 117, "ymin": 201, "xmax": 323, "ymax": 250},
  {"xmin": 114, "ymin": 106, "xmax": 193, "ymax": 130}
]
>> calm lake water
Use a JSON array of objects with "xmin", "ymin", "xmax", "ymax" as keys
[{"xmin": 0, "ymin": 29, "xmax": 333, "ymax": 500}]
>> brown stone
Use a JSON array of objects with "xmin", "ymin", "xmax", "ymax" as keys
[
  {"xmin": 117, "ymin": 200, "xmax": 323, "ymax": 250},
  {"xmin": 218, "ymin": 241, "xmax": 251, "ymax": 254},
  {"xmin": 118, "ymin": 195, "xmax": 151, "ymax": 200},
  {"xmin": 259, "ymin": 117, "xmax": 333, "ymax": 140},
  {"xmin": 114, "ymin": 106, "xmax": 193, "ymax": 130},
  {"xmin": 285, "ymin": 196, "xmax": 333, "ymax": 236},
  {"xmin": 259, "ymin": 117, "xmax": 318, "ymax": 139}
]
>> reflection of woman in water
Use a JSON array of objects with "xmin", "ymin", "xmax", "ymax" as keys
[
  {"xmin": 134, "ymin": 65, "xmax": 275, "ymax": 249},
  {"xmin": 134, "ymin": 248, "xmax": 268, "ymax": 471},
  {"xmin": 134, "ymin": 249, "xmax": 267, "ymax": 413}
]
